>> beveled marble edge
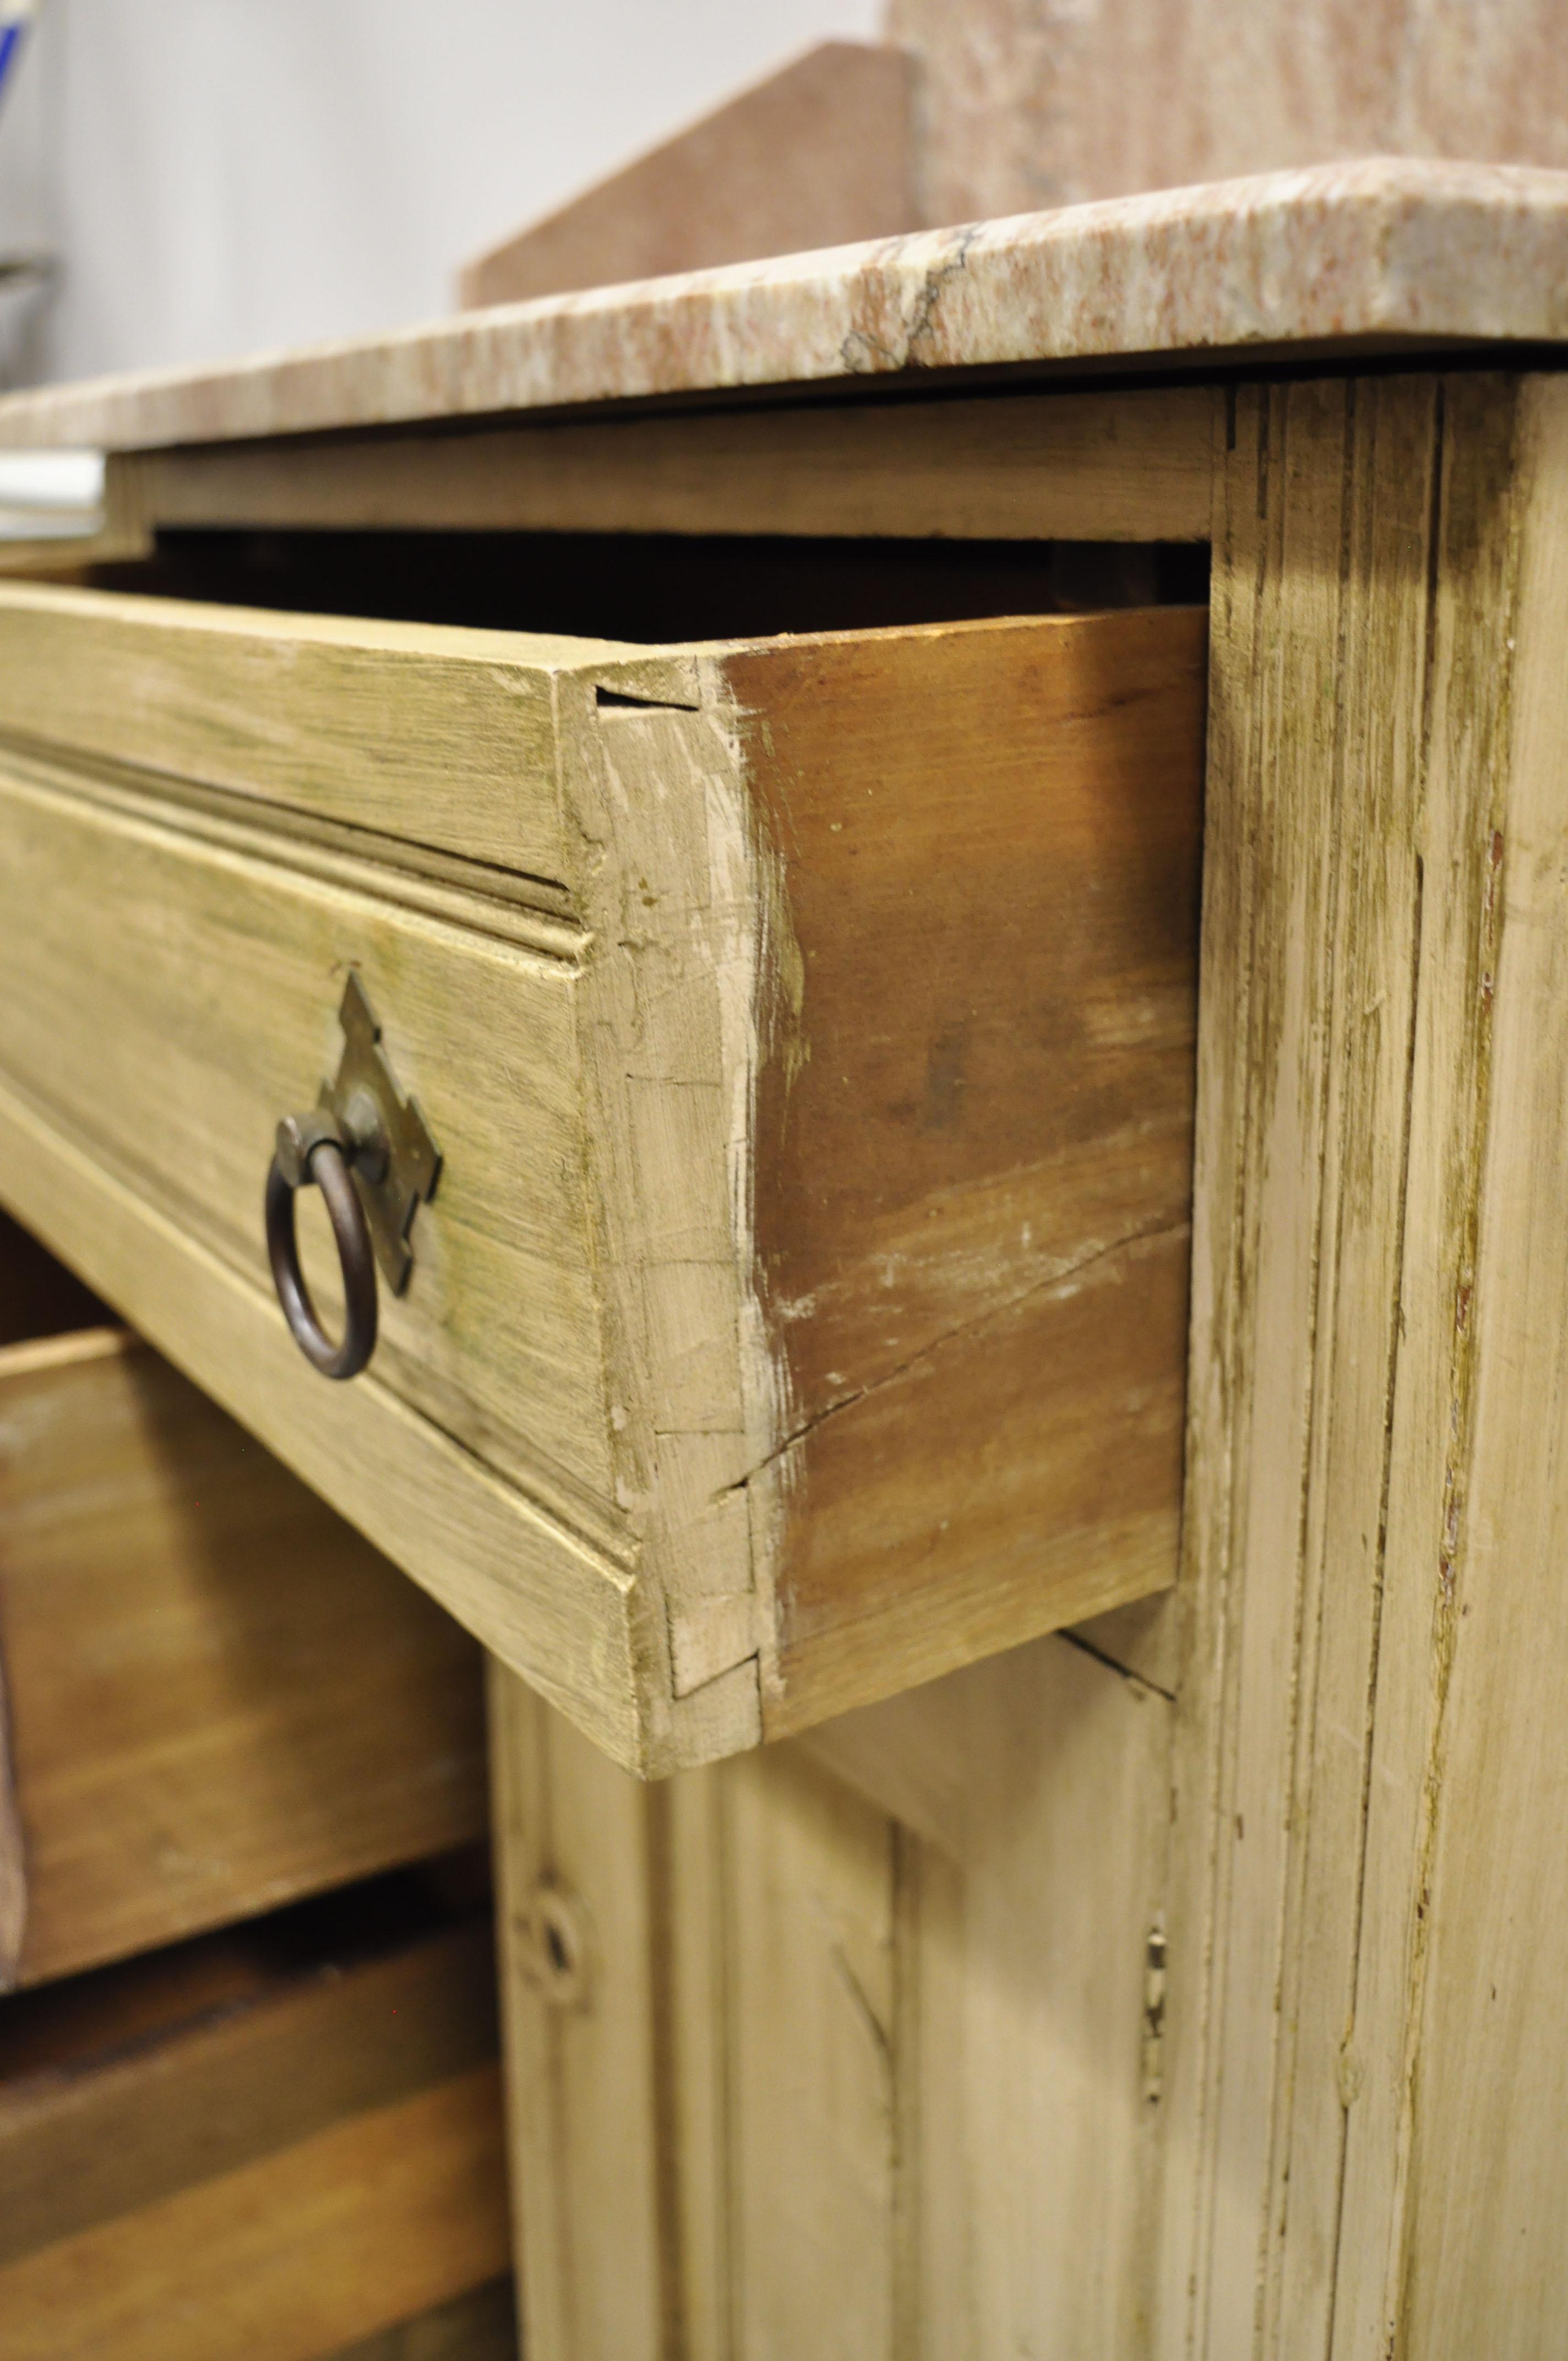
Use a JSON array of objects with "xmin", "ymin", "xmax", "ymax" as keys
[{"xmin": 4, "ymin": 157, "xmax": 1568, "ymax": 453}]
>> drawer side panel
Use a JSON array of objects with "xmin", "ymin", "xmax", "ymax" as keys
[{"xmin": 720, "ymin": 607, "xmax": 1205, "ymax": 1733}]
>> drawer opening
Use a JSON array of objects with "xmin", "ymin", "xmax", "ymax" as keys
[
  {"xmin": 0, "ymin": 1847, "xmax": 514, "ymax": 2351},
  {"xmin": 0, "ymin": 1845, "xmax": 493, "ymax": 2090},
  {"xmin": 95, "ymin": 525, "xmax": 1210, "ymax": 643},
  {"xmin": 0, "ymin": 1208, "xmax": 110, "ymax": 1351}
]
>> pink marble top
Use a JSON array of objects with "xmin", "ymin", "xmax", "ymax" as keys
[{"xmin": 2, "ymin": 159, "xmax": 1566, "ymax": 453}]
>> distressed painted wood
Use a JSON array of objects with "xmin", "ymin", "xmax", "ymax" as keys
[
  {"xmin": 0, "ymin": 587, "xmax": 1204, "ymax": 1770},
  {"xmin": 1157, "ymin": 371, "xmax": 1568, "ymax": 2357},
  {"xmin": 0, "ymin": 1324, "xmax": 487, "ymax": 1988},
  {"xmin": 492, "ymin": 1629, "xmax": 1169, "ymax": 2359},
  {"xmin": 0, "ymin": 579, "xmax": 587, "ymax": 871},
  {"xmin": 483, "ymin": 366, "xmax": 1568, "ymax": 2355}
]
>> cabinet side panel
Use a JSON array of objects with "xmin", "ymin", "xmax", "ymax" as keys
[
  {"xmin": 1384, "ymin": 376, "xmax": 1568, "ymax": 2358},
  {"xmin": 489, "ymin": 1666, "xmax": 669, "ymax": 2361}
]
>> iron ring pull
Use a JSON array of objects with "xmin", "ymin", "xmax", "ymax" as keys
[{"xmin": 265, "ymin": 1106, "xmax": 381, "ymax": 1381}]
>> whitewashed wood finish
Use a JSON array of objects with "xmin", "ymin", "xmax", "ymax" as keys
[
  {"xmin": 0, "ymin": 1069, "xmax": 649, "ymax": 1759},
  {"xmin": 0, "ymin": 580, "xmax": 594, "ymax": 872},
  {"xmin": 0, "ymin": 591, "xmax": 748, "ymax": 1771},
  {"xmin": 1385, "ymin": 377, "xmax": 1568, "ymax": 2350},
  {"xmin": 0, "ymin": 750, "xmax": 611, "ymax": 1511},
  {"xmin": 137, "ymin": 388, "xmax": 1215, "ymax": 545},
  {"xmin": 492, "ymin": 1630, "xmax": 1169, "ymax": 2359},
  {"xmin": 1152, "ymin": 371, "xmax": 1568, "ymax": 2357},
  {"xmin": 803, "ymin": 1635, "xmax": 1170, "ymax": 2359},
  {"xmin": 564, "ymin": 691, "xmax": 770, "ymax": 1765},
  {"xmin": 490, "ymin": 1661, "xmax": 670, "ymax": 2360}
]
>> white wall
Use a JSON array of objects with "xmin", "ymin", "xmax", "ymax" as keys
[{"xmin": 0, "ymin": 0, "xmax": 884, "ymax": 387}]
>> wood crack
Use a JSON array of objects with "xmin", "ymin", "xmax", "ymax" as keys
[{"xmin": 719, "ymin": 1211, "xmax": 1191, "ymax": 1500}]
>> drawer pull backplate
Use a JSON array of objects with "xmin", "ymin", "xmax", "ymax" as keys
[{"xmin": 264, "ymin": 974, "xmax": 441, "ymax": 1380}]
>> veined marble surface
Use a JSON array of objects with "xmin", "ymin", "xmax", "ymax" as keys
[{"xmin": 2, "ymin": 159, "xmax": 1567, "ymax": 452}]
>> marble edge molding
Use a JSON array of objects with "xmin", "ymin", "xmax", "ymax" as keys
[{"xmin": 4, "ymin": 156, "xmax": 1568, "ymax": 453}]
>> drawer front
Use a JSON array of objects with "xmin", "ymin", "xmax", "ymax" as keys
[
  {"xmin": 0, "ymin": 753, "xmax": 609, "ymax": 1512},
  {"xmin": 0, "ymin": 584, "xmax": 666, "ymax": 1765},
  {"xmin": 0, "ymin": 578, "xmax": 581, "ymax": 871},
  {"xmin": 0, "ymin": 1320, "xmax": 487, "ymax": 1988}
]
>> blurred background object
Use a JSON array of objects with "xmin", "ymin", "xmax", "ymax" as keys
[
  {"xmin": 887, "ymin": 0, "xmax": 1568, "ymax": 221},
  {"xmin": 0, "ymin": 2, "xmax": 39, "ymax": 115},
  {"xmin": 0, "ymin": 1, "xmax": 45, "ymax": 387},
  {"xmin": 0, "ymin": 0, "xmax": 884, "ymax": 384},
  {"xmin": 0, "ymin": 439, "xmax": 96, "ymax": 534},
  {"xmin": 458, "ymin": 40, "xmax": 919, "ymax": 307},
  {"xmin": 5, "ymin": 0, "xmax": 1567, "ymax": 391}
]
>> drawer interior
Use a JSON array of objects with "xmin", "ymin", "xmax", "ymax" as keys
[
  {"xmin": 99, "ymin": 521, "xmax": 1211, "ymax": 640},
  {"xmin": 0, "ymin": 1207, "xmax": 108, "ymax": 1348}
]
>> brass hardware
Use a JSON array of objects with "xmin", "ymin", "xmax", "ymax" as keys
[{"xmin": 264, "ymin": 974, "xmax": 440, "ymax": 1381}]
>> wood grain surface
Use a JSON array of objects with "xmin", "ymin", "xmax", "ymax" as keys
[
  {"xmin": 0, "ymin": 739, "xmax": 611, "ymax": 1514},
  {"xmin": 0, "ymin": 579, "xmax": 600, "ymax": 874},
  {"xmin": 725, "ymin": 608, "xmax": 1205, "ymax": 1731},
  {"xmin": 137, "ymin": 386, "xmax": 1216, "ymax": 546},
  {"xmin": 0, "ymin": 573, "xmax": 1206, "ymax": 1769},
  {"xmin": 492, "ymin": 1630, "xmax": 1168, "ymax": 2360},
  {"xmin": 1156, "ymin": 371, "xmax": 1568, "ymax": 2357}
]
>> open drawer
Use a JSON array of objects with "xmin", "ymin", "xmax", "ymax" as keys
[
  {"xmin": 0, "ymin": 1212, "xmax": 487, "ymax": 1986},
  {"xmin": 0, "ymin": 580, "xmax": 1204, "ymax": 1771},
  {"xmin": 0, "ymin": 1865, "xmax": 512, "ymax": 2359}
]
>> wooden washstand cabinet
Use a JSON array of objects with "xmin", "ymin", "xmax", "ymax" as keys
[{"xmin": 3, "ymin": 159, "xmax": 1568, "ymax": 2354}]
